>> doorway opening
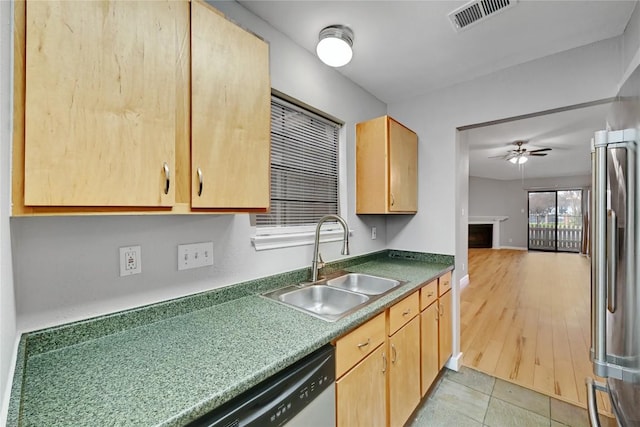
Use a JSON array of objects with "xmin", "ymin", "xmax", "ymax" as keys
[{"xmin": 528, "ymin": 190, "xmax": 583, "ymax": 252}]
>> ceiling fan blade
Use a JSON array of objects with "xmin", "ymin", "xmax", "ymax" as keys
[
  {"xmin": 528, "ymin": 148, "xmax": 552, "ymax": 153},
  {"xmin": 528, "ymin": 153, "xmax": 548, "ymax": 156}
]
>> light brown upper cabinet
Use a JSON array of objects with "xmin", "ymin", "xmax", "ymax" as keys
[
  {"xmin": 13, "ymin": 0, "xmax": 270, "ymax": 215},
  {"xmin": 22, "ymin": 1, "xmax": 179, "ymax": 208},
  {"xmin": 190, "ymin": 1, "xmax": 270, "ymax": 210},
  {"xmin": 356, "ymin": 116, "xmax": 418, "ymax": 214}
]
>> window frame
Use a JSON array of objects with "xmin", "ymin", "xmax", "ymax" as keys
[{"xmin": 251, "ymin": 95, "xmax": 348, "ymax": 251}]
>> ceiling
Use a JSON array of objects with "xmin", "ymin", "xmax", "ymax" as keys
[
  {"xmin": 465, "ymin": 102, "xmax": 611, "ymax": 180},
  {"xmin": 238, "ymin": 0, "xmax": 636, "ymax": 180}
]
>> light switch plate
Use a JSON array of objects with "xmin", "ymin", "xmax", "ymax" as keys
[
  {"xmin": 178, "ymin": 242, "xmax": 214, "ymax": 270},
  {"xmin": 119, "ymin": 246, "xmax": 141, "ymax": 276}
]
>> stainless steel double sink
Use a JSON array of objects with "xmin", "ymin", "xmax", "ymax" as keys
[{"xmin": 262, "ymin": 272, "xmax": 405, "ymax": 322}]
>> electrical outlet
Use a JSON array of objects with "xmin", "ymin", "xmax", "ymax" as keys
[
  {"xmin": 178, "ymin": 242, "xmax": 214, "ymax": 270},
  {"xmin": 371, "ymin": 226, "xmax": 377, "ymax": 240},
  {"xmin": 119, "ymin": 246, "xmax": 141, "ymax": 276}
]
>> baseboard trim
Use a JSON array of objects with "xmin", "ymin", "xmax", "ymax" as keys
[
  {"xmin": 499, "ymin": 246, "xmax": 527, "ymax": 250},
  {"xmin": 445, "ymin": 352, "xmax": 463, "ymax": 371},
  {"xmin": 459, "ymin": 274, "xmax": 470, "ymax": 290}
]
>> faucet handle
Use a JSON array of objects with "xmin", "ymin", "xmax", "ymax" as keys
[{"xmin": 317, "ymin": 252, "xmax": 325, "ymax": 268}]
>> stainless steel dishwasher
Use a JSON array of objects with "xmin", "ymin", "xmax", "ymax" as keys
[{"xmin": 188, "ymin": 344, "xmax": 336, "ymax": 427}]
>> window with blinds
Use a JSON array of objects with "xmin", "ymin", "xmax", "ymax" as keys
[{"xmin": 256, "ymin": 97, "xmax": 340, "ymax": 229}]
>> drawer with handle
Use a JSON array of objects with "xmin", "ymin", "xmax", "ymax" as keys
[
  {"xmin": 420, "ymin": 279, "xmax": 438, "ymax": 311},
  {"xmin": 335, "ymin": 311, "xmax": 385, "ymax": 378},
  {"xmin": 438, "ymin": 271, "xmax": 452, "ymax": 296},
  {"xmin": 388, "ymin": 291, "xmax": 419, "ymax": 336}
]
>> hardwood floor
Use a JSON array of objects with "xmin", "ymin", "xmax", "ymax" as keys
[{"xmin": 461, "ymin": 248, "xmax": 612, "ymax": 414}]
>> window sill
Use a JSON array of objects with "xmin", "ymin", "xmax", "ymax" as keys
[{"xmin": 251, "ymin": 226, "xmax": 353, "ymax": 251}]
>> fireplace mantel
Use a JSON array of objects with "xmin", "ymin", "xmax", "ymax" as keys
[{"xmin": 468, "ymin": 216, "xmax": 508, "ymax": 249}]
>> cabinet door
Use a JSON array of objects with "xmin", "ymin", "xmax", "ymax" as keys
[
  {"xmin": 356, "ymin": 116, "xmax": 387, "ymax": 214},
  {"xmin": 388, "ymin": 316, "xmax": 421, "ymax": 427},
  {"xmin": 420, "ymin": 302, "xmax": 439, "ymax": 396},
  {"xmin": 191, "ymin": 1, "xmax": 270, "ymax": 209},
  {"xmin": 388, "ymin": 118, "xmax": 417, "ymax": 212},
  {"xmin": 439, "ymin": 290, "xmax": 453, "ymax": 368},
  {"xmin": 24, "ymin": 1, "xmax": 178, "ymax": 207},
  {"xmin": 336, "ymin": 344, "xmax": 386, "ymax": 427}
]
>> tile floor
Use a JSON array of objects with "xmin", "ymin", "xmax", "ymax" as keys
[{"xmin": 408, "ymin": 367, "xmax": 616, "ymax": 427}]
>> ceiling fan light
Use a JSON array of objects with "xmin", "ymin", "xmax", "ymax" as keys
[
  {"xmin": 316, "ymin": 25, "xmax": 354, "ymax": 67},
  {"xmin": 508, "ymin": 155, "xmax": 528, "ymax": 165}
]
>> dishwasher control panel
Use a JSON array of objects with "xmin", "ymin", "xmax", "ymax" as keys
[
  {"xmin": 268, "ymin": 369, "xmax": 333, "ymax": 425},
  {"xmin": 189, "ymin": 345, "xmax": 336, "ymax": 427}
]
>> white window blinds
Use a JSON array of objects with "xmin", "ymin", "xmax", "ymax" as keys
[{"xmin": 256, "ymin": 97, "xmax": 340, "ymax": 228}]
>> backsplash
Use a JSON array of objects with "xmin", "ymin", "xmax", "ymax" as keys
[{"xmin": 23, "ymin": 249, "xmax": 452, "ymax": 357}]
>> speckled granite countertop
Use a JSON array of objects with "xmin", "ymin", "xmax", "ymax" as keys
[{"xmin": 8, "ymin": 250, "xmax": 453, "ymax": 427}]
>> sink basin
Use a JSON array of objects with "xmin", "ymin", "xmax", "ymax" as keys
[
  {"xmin": 327, "ymin": 273, "xmax": 401, "ymax": 295},
  {"xmin": 262, "ymin": 273, "xmax": 405, "ymax": 322},
  {"xmin": 265, "ymin": 285, "xmax": 369, "ymax": 322}
]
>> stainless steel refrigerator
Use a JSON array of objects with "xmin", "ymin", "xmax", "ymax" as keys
[{"xmin": 588, "ymin": 64, "xmax": 640, "ymax": 427}]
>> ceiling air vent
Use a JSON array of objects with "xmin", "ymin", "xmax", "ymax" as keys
[{"xmin": 448, "ymin": 0, "xmax": 517, "ymax": 32}]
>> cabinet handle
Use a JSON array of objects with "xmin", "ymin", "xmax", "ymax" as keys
[
  {"xmin": 443, "ymin": 281, "xmax": 450, "ymax": 288},
  {"xmin": 357, "ymin": 338, "xmax": 370, "ymax": 348},
  {"xmin": 197, "ymin": 167, "xmax": 203, "ymax": 197},
  {"xmin": 391, "ymin": 193, "xmax": 395, "ymax": 206},
  {"xmin": 435, "ymin": 309, "xmax": 439, "ymax": 321},
  {"xmin": 382, "ymin": 352, "xmax": 387, "ymax": 373},
  {"xmin": 402, "ymin": 308, "xmax": 411, "ymax": 316},
  {"xmin": 439, "ymin": 304, "xmax": 444, "ymax": 317},
  {"xmin": 427, "ymin": 291, "xmax": 434, "ymax": 297},
  {"xmin": 391, "ymin": 344, "xmax": 397, "ymax": 364},
  {"xmin": 162, "ymin": 162, "xmax": 170, "ymax": 195}
]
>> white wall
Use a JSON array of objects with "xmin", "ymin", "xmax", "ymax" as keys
[
  {"xmin": 387, "ymin": 36, "xmax": 622, "ymax": 278},
  {"xmin": 387, "ymin": 37, "xmax": 622, "ymax": 363},
  {"xmin": 469, "ymin": 175, "xmax": 591, "ymax": 248},
  {"xmin": 10, "ymin": 1, "xmax": 387, "ymax": 332},
  {"xmin": 0, "ymin": 0, "xmax": 17, "ymax": 421},
  {"xmin": 621, "ymin": 3, "xmax": 640, "ymax": 86}
]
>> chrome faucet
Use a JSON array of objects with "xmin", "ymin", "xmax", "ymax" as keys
[{"xmin": 311, "ymin": 214, "xmax": 350, "ymax": 282}]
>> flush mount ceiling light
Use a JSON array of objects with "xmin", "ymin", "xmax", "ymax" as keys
[{"xmin": 316, "ymin": 25, "xmax": 354, "ymax": 67}]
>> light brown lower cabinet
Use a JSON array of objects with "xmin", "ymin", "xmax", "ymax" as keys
[
  {"xmin": 420, "ymin": 283, "xmax": 453, "ymax": 398},
  {"xmin": 420, "ymin": 301, "xmax": 439, "ymax": 396},
  {"xmin": 388, "ymin": 316, "xmax": 421, "ymax": 427},
  {"xmin": 438, "ymin": 289, "xmax": 453, "ymax": 368},
  {"xmin": 335, "ymin": 272, "xmax": 453, "ymax": 427},
  {"xmin": 336, "ymin": 344, "xmax": 387, "ymax": 427}
]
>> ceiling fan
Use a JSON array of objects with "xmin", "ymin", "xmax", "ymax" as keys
[{"xmin": 491, "ymin": 141, "xmax": 552, "ymax": 165}]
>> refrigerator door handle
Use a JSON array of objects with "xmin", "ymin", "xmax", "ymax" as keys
[
  {"xmin": 607, "ymin": 209, "xmax": 617, "ymax": 313},
  {"xmin": 592, "ymin": 141, "xmax": 608, "ymax": 366},
  {"xmin": 586, "ymin": 377, "xmax": 608, "ymax": 427}
]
